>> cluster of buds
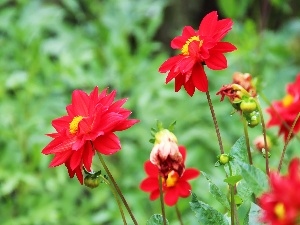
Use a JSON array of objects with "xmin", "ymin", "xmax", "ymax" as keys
[
  {"xmin": 150, "ymin": 128, "xmax": 185, "ymax": 181},
  {"xmin": 232, "ymin": 72, "xmax": 257, "ymax": 97},
  {"xmin": 217, "ymin": 76, "xmax": 261, "ymax": 128}
]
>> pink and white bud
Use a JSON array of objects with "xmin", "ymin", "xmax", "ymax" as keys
[{"xmin": 150, "ymin": 129, "xmax": 184, "ymax": 178}]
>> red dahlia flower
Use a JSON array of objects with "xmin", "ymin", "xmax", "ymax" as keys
[
  {"xmin": 259, "ymin": 158, "xmax": 300, "ymax": 225},
  {"xmin": 159, "ymin": 11, "xmax": 237, "ymax": 96},
  {"xmin": 140, "ymin": 146, "xmax": 200, "ymax": 206},
  {"xmin": 266, "ymin": 75, "xmax": 300, "ymax": 141},
  {"xmin": 42, "ymin": 87, "xmax": 139, "ymax": 184}
]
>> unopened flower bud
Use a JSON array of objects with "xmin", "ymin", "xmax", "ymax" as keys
[
  {"xmin": 248, "ymin": 111, "xmax": 261, "ymax": 128},
  {"xmin": 254, "ymin": 135, "xmax": 272, "ymax": 151},
  {"xmin": 240, "ymin": 97, "xmax": 257, "ymax": 113},
  {"xmin": 84, "ymin": 175, "xmax": 100, "ymax": 189},
  {"xmin": 150, "ymin": 129, "xmax": 184, "ymax": 179},
  {"xmin": 219, "ymin": 154, "xmax": 230, "ymax": 165}
]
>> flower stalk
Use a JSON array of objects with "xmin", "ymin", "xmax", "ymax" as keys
[
  {"xmin": 206, "ymin": 91, "xmax": 224, "ymax": 154},
  {"xmin": 101, "ymin": 175, "xmax": 127, "ymax": 225},
  {"xmin": 278, "ymin": 113, "xmax": 300, "ymax": 172},
  {"xmin": 254, "ymin": 98, "xmax": 270, "ymax": 175},
  {"xmin": 175, "ymin": 204, "xmax": 184, "ymax": 225},
  {"xmin": 96, "ymin": 152, "xmax": 138, "ymax": 225},
  {"xmin": 159, "ymin": 174, "xmax": 167, "ymax": 225},
  {"xmin": 242, "ymin": 115, "xmax": 253, "ymax": 165}
]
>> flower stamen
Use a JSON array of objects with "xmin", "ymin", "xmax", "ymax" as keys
[
  {"xmin": 282, "ymin": 94, "xmax": 294, "ymax": 107},
  {"xmin": 181, "ymin": 36, "xmax": 203, "ymax": 56},
  {"xmin": 274, "ymin": 202, "xmax": 285, "ymax": 220},
  {"xmin": 69, "ymin": 116, "xmax": 84, "ymax": 134},
  {"xmin": 165, "ymin": 170, "xmax": 179, "ymax": 187}
]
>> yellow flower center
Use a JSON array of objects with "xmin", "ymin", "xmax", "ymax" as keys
[
  {"xmin": 181, "ymin": 36, "xmax": 203, "ymax": 56},
  {"xmin": 165, "ymin": 171, "xmax": 179, "ymax": 187},
  {"xmin": 282, "ymin": 94, "xmax": 294, "ymax": 107},
  {"xmin": 274, "ymin": 202, "xmax": 285, "ymax": 220},
  {"xmin": 69, "ymin": 116, "xmax": 84, "ymax": 134}
]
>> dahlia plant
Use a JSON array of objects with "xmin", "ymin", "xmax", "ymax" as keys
[{"xmin": 42, "ymin": 10, "xmax": 300, "ymax": 225}]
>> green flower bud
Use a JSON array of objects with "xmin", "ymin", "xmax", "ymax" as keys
[
  {"xmin": 219, "ymin": 154, "xmax": 230, "ymax": 165},
  {"xmin": 240, "ymin": 98, "xmax": 257, "ymax": 113},
  {"xmin": 84, "ymin": 175, "xmax": 100, "ymax": 189},
  {"xmin": 248, "ymin": 112, "xmax": 261, "ymax": 128}
]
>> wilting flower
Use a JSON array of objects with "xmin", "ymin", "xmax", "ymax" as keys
[
  {"xmin": 232, "ymin": 72, "xmax": 257, "ymax": 97},
  {"xmin": 159, "ymin": 11, "xmax": 236, "ymax": 96},
  {"xmin": 259, "ymin": 158, "xmax": 300, "ymax": 225},
  {"xmin": 253, "ymin": 135, "xmax": 272, "ymax": 151},
  {"xmin": 140, "ymin": 146, "xmax": 200, "ymax": 206},
  {"xmin": 266, "ymin": 75, "xmax": 300, "ymax": 141},
  {"xmin": 217, "ymin": 83, "xmax": 250, "ymax": 104},
  {"xmin": 42, "ymin": 87, "xmax": 139, "ymax": 184},
  {"xmin": 150, "ymin": 129, "xmax": 184, "ymax": 179}
]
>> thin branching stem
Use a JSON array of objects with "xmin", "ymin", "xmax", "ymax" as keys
[
  {"xmin": 101, "ymin": 175, "xmax": 127, "ymax": 225},
  {"xmin": 278, "ymin": 113, "xmax": 300, "ymax": 172},
  {"xmin": 242, "ymin": 115, "xmax": 253, "ymax": 165},
  {"xmin": 175, "ymin": 204, "xmax": 184, "ymax": 225},
  {"xmin": 228, "ymin": 163, "xmax": 236, "ymax": 225},
  {"xmin": 159, "ymin": 175, "xmax": 167, "ymax": 225},
  {"xmin": 206, "ymin": 91, "xmax": 224, "ymax": 154},
  {"xmin": 96, "ymin": 152, "xmax": 138, "ymax": 225},
  {"xmin": 254, "ymin": 98, "xmax": 269, "ymax": 176}
]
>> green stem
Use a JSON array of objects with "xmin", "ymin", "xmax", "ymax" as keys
[
  {"xmin": 206, "ymin": 91, "xmax": 224, "ymax": 154},
  {"xmin": 175, "ymin": 204, "xmax": 184, "ymax": 225},
  {"xmin": 96, "ymin": 152, "xmax": 138, "ymax": 225},
  {"xmin": 159, "ymin": 175, "xmax": 167, "ymax": 225},
  {"xmin": 228, "ymin": 163, "xmax": 235, "ymax": 225},
  {"xmin": 242, "ymin": 115, "xmax": 253, "ymax": 165},
  {"xmin": 278, "ymin": 113, "xmax": 300, "ymax": 172},
  {"xmin": 254, "ymin": 98, "xmax": 269, "ymax": 176},
  {"xmin": 101, "ymin": 175, "xmax": 127, "ymax": 225}
]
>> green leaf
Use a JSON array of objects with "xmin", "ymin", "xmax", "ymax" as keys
[
  {"xmin": 224, "ymin": 175, "xmax": 243, "ymax": 185},
  {"xmin": 230, "ymin": 136, "xmax": 248, "ymax": 163},
  {"xmin": 236, "ymin": 180, "xmax": 253, "ymax": 202},
  {"xmin": 237, "ymin": 161, "xmax": 269, "ymax": 196},
  {"xmin": 202, "ymin": 172, "xmax": 230, "ymax": 210},
  {"xmin": 190, "ymin": 192, "xmax": 229, "ymax": 225},
  {"xmin": 244, "ymin": 203, "xmax": 264, "ymax": 225},
  {"xmin": 146, "ymin": 214, "xmax": 169, "ymax": 225}
]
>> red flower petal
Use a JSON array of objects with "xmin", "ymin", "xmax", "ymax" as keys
[
  {"xmin": 182, "ymin": 26, "xmax": 197, "ymax": 38},
  {"xmin": 192, "ymin": 64, "xmax": 208, "ymax": 92},
  {"xmin": 164, "ymin": 187, "xmax": 179, "ymax": 206},
  {"xmin": 178, "ymin": 146, "xmax": 186, "ymax": 162},
  {"xmin": 178, "ymin": 57, "xmax": 196, "ymax": 74},
  {"xmin": 159, "ymin": 55, "xmax": 183, "ymax": 73},
  {"xmin": 49, "ymin": 151, "xmax": 73, "ymax": 167},
  {"xmin": 71, "ymin": 90, "xmax": 89, "ymax": 116},
  {"xmin": 149, "ymin": 190, "xmax": 160, "ymax": 200},
  {"xmin": 175, "ymin": 74, "xmax": 185, "ymax": 92},
  {"xmin": 181, "ymin": 168, "xmax": 200, "ymax": 180},
  {"xmin": 178, "ymin": 180, "xmax": 191, "ymax": 197},
  {"xmin": 94, "ymin": 133, "xmax": 121, "ymax": 155},
  {"xmin": 144, "ymin": 161, "xmax": 159, "ymax": 176},
  {"xmin": 183, "ymin": 78, "xmax": 196, "ymax": 96},
  {"xmin": 199, "ymin": 11, "xmax": 218, "ymax": 38},
  {"xmin": 42, "ymin": 136, "xmax": 76, "ymax": 154},
  {"xmin": 205, "ymin": 52, "xmax": 227, "ymax": 70},
  {"xmin": 212, "ymin": 42, "xmax": 237, "ymax": 53},
  {"xmin": 140, "ymin": 177, "xmax": 159, "ymax": 192},
  {"xmin": 69, "ymin": 147, "xmax": 84, "ymax": 171},
  {"xmin": 214, "ymin": 18, "xmax": 234, "ymax": 41},
  {"xmin": 83, "ymin": 142, "xmax": 94, "ymax": 171}
]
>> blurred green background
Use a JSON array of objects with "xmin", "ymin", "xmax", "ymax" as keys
[{"xmin": 0, "ymin": 0, "xmax": 299, "ymax": 224}]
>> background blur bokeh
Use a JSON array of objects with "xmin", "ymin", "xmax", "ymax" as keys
[{"xmin": 0, "ymin": 0, "xmax": 299, "ymax": 224}]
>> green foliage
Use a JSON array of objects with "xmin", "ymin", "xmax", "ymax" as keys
[
  {"xmin": 224, "ymin": 175, "xmax": 243, "ymax": 186},
  {"xmin": 0, "ymin": 0, "xmax": 299, "ymax": 224},
  {"xmin": 237, "ymin": 161, "xmax": 269, "ymax": 196},
  {"xmin": 201, "ymin": 172, "xmax": 230, "ymax": 210},
  {"xmin": 244, "ymin": 203, "xmax": 264, "ymax": 225},
  {"xmin": 146, "ymin": 214, "xmax": 169, "ymax": 225},
  {"xmin": 190, "ymin": 193, "xmax": 229, "ymax": 225}
]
